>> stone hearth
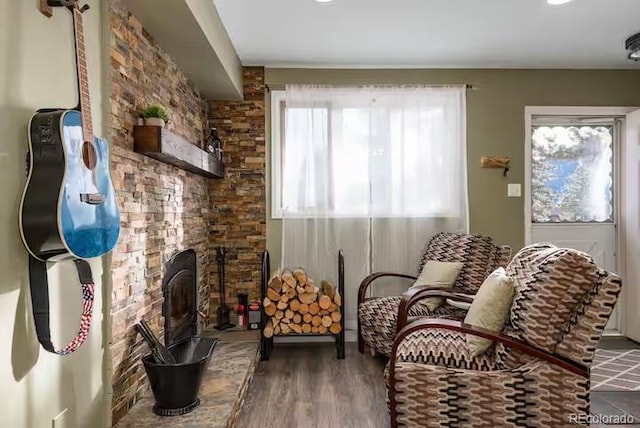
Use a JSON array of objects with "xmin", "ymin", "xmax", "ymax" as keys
[{"xmin": 115, "ymin": 329, "xmax": 259, "ymax": 428}]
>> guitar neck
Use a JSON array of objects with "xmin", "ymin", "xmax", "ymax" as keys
[{"xmin": 72, "ymin": 7, "xmax": 93, "ymax": 141}]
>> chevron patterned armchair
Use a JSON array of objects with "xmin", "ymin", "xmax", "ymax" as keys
[
  {"xmin": 387, "ymin": 243, "xmax": 622, "ymax": 428},
  {"xmin": 358, "ymin": 232, "xmax": 511, "ymax": 357}
]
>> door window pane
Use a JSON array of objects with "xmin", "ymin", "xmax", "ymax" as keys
[{"xmin": 531, "ymin": 125, "xmax": 613, "ymax": 223}]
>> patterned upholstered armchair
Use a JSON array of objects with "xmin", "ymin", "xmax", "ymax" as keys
[
  {"xmin": 387, "ymin": 243, "xmax": 622, "ymax": 428},
  {"xmin": 358, "ymin": 232, "xmax": 511, "ymax": 357}
]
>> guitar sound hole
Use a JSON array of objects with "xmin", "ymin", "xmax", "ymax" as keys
[{"xmin": 82, "ymin": 141, "xmax": 97, "ymax": 170}]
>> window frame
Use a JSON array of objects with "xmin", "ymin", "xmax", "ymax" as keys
[
  {"xmin": 271, "ymin": 88, "xmax": 468, "ymax": 220},
  {"xmin": 271, "ymin": 90, "xmax": 286, "ymax": 219}
]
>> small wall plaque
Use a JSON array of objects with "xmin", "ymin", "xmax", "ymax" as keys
[{"xmin": 481, "ymin": 156, "xmax": 510, "ymax": 176}]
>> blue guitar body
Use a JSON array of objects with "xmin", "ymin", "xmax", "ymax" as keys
[
  {"xmin": 20, "ymin": 109, "xmax": 120, "ymax": 260},
  {"xmin": 20, "ymin": 5, "xmax": 119, "ymax": 261}
]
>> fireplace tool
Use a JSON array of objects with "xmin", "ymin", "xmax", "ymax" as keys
[
  {"xmin": 215, "ymin": 246, "xmax": 234, "ymax": 330},
  {"xmin": 136, "ymin": 320, "xmax": 176, "ymax": 364}
]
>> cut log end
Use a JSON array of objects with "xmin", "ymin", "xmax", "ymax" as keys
[
  {"xmin": 319, "ymin": 295, "xmax": 332, "ymax": 310},
  {"xmin": 267, "ymin": 288, "xmax": 281, "ymax": 302},
  {"xmin": 268, "ymin": 275, "xmax": 283, "ymax": 291},
  {"xmin": 263, "ymin": 320, "xmax": 274, "ymax": 338},
  {"xmin": 309, "ymin": 302, "xmax": 320, "ymax": 315},
  {"xmin": 265, "ymin": 305, "xmax": 277, "ymax": 317},
  {"xmin": 321, "ymin": 280, "xmax": 335, "ymax": 300},
  {"xmin": 321, "ymin": 315, "xmax": 332, "ymax": 328},
  {"xmin": 334, "ymin": 292, "xmax": 342, "ymax": 307},
  {"xmin": 293, "ymin": 268, "xmax": 307, "ymax": 286},
  {"xmin": 281, "ymin": 270, "xmax": 297, "ymax": 288},
  {"xmin": 299, "ymin": 303, "xmax": 309, "ymax": 314},
  {"xmin": 329, "ymin": 323, "xmax": 342, "ymax": 335},
  {"xmin": 298, "ymin": 292, "xmax": 318, "ymax": 305}
]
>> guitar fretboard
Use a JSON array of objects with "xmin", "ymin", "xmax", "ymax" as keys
[{"xmin": 73, "ymin": 7, "xmax": 93, "ymax": 142}]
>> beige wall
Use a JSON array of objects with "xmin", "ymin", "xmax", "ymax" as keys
[
  {"xmin": 265, "ymin": 68, "xmax": 640, "ymax": 263},
  {"xmin": 0, "ymin": 1, "xmax": 109, "ymax": 427}
]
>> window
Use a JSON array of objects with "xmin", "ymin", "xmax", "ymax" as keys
[
  {"xmin": 271, "ymin": 86, "xmax": 467, "ymax": 220},
  {"xmin": 531, "ymin": 123, "xmax": 614, "ymax": 223}
]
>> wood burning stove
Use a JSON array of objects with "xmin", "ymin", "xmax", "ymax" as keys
[
  {"xmin": 139, "ymin": 249, "xmax": 217, "ymax": 417},
  {"xmin": 162, "ymin": 249, "xmax": 198, "ymax": 346}
]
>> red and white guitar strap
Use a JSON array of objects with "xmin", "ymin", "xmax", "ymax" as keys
[{"xmin": 28, "ymin": 255, "xmax": 95, "ymax": 355}]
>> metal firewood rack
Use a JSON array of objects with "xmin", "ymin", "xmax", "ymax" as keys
[{"xmin": 260, "ymin": 250, "xmax": 345, "ymax": 360}]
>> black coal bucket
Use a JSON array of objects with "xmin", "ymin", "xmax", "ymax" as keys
[{"xmin": 142, "ymin": 336, "xmax": 217, "ymax": 416}]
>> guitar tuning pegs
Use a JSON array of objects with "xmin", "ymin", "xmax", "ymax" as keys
[{"xmin": 80, "ymin": 4, "xmax": 90, "ymax": 13}]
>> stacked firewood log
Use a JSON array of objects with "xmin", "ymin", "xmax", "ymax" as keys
[{"xmin": 263, "ymin": 268, "xmax": 342, "ymax": 337}]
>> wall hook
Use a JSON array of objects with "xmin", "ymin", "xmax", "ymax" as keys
[
  {"xmin": 40, "ymin": 0, "xmax": 77, "ymax": 17},
  {"xmin": 480, "ymin": 156, "xmax": 511, "ymax": 177}
]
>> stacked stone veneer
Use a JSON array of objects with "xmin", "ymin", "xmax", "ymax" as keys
[
  {"xmin": 208, "ymin": 67, "xmax": 266, "ymax": 314},
  {"xmin": 108, "ymin": 0, "xmax": 211, "ymax": 423}
]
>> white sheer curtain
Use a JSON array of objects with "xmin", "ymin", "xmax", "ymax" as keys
[{"xmin": 278, "ymin": 85, "xmax": 468, "ymax": 329}]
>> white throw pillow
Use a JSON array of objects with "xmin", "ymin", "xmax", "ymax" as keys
[
  {"xmin": 411, "ymin": 260, "xmax": 464, "ymax": 311},
  {"xmin": 464, "ymin": 267, "xmax": 515, "ymax": 356}
]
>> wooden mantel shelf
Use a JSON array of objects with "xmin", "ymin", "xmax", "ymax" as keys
[{"xmin": 133, "ymin": 126, "xmax": 224, "ymax": 179}]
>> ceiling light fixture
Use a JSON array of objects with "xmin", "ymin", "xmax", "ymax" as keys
[
  {"xmin": 315, "ymin": 0, "xmax": 334, "ymax": 2},
  {"xmin": 547, "ymin": 0, "xmax": 573, "ymax": 5},
  {"xmin": 626, "ymin": 32, "xmax": 640, "ymax": 61}
]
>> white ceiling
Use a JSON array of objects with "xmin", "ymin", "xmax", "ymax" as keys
[{"xmin": 213, "ymin": 0, "xmax": 640, "ymax": 68}]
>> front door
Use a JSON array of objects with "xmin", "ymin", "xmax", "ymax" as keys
[
  {"xmin": 622, "ymin": 109, "xmax": 640, "ymax": 342},
  {"xmin": 526, "ymin": 116, "xmax": 620, "ymax": 332}
]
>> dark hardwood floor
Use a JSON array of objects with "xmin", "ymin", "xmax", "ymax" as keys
[
  {"xmin": 238, "ymin": 341, "xmax": 640, "ymax": 428},
  {"xmin": 598, "ymin": 336, "xmax": 640, "ymax": 350},
  {"xmin": 591, "ymin": 392, "xmax": 640, "ymax": 427}
]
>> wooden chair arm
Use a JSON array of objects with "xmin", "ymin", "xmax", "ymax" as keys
[
  {"xmin": 397, "ymin": 287, "xmax": 473, "ymax": 331},
  {"xmin": 357, "ymin": 272, "xmax": 418, "ymax": 305}
]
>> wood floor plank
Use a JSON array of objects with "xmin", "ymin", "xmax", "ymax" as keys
[
  {"xmin": 237, "ymin": 343, "xmax": 389, "ymax": 428},
  {"xmin": 591, "ymin": 391, "xmax": 640, "ymax": 420},
  {"xmin": 240, "ymin": 343, "xmax": 640, "ymax": 427}
]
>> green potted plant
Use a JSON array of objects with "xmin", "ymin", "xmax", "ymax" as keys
[{"xmin": 142, "ymin": 105, "xmax": 169, "ymax": 127}]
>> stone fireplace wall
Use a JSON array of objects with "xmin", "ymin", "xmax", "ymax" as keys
[
  {"xmin": 208, "ymin": 68, "xmax": 267, "ymax": 314},
  {"xmin": 108, "ymin": 0, "xmax": 211, "ymax": 422}
]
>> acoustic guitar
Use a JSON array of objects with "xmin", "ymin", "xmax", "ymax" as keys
[{"xmin": 20, "ymin": 1, "xmax": 120, "ymax": 260}]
